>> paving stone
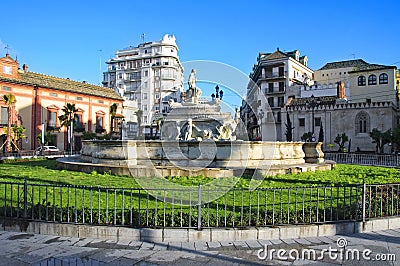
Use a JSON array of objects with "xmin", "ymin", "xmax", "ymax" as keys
[
  {"xmin": 207, "ymin": 241, "xmax": 222, "ymax": 250},
  {"xmin": 219, "ymin": 241, "xmax": 236, "ymax": 250},
  {"xmin": 257, "ymin": 239, "xmax": 272, "ymax": 246},
  {"xmin": 115, "ymin": 239, "xmax": 131, "ymax": 246},
  {"xmin": 181, "ymin": 242, "xmax": 196, "ymax": 251},
  {"xmin": 152, "ymin": 242, "xmax": 168, "ymax": 250},
  {"xmin": 122, "ymin": 250, "xmax": 156, "ymax": 262},
  {"xmin": 233, "ymin": 241, "xmax": 249, "ymax": 249},
  {"xmin": 127, "ymin": 240, "xmax": 142, "ymax": 250},
  {"xmin": 281, "ymin": 238, "xmax": 298, "ymax": 245},
  {"xmin": 58, "ymin": 237, "xmax": 80, "ymax": 246},
  {"xmin": 0, "ymin": 231, "xmax": 21, "ymax": 240},
  {"xmin": 139, "ymin": 241, "xmax": 154, "ymax": 250},
  {"xmin": 245, "ymin": 240, "xmax": 262, "ymax": 249},
  {"xmin": 167, "ymin": 242, "xmax": 181, "ymax": 250},
  {"xmin": 194, "ymin": 241, "xmax": 208, "ymax": 251},
  {"xmin": 89, "ymin": 249, "xmax": 132, "ymax": 263},
  {"xmin": 73, "ymin": 238, "xmax": 94, "ymax": 247},
  {"xmin": 293, "ymin": 238, "xmax": 312, "ymax": 245}
]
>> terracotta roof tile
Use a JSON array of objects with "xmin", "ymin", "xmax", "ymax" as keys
[{"xmin": 0, "ymin": 71, "xmax": 122, "ymax": 100}]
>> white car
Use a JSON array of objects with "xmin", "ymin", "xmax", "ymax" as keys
[{"xmin": 36, "ymin": 145, "xmax": 60, "ymax": 155}]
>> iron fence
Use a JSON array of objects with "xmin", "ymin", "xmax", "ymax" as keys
[
  {"xmin": 1, "ymin": 180, "xmax": 399, "ymax": 229},
  {"xmin": 324, "ymin": 152, "xmax": 400, "ymax": 167}
]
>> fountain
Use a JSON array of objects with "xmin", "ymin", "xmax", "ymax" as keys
[{"xmin": 57, "ymin": 69, "xmax": 334, "ymax": 178}]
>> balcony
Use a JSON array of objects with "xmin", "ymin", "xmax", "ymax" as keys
[
  {"xmin": 264, "ymin": 87, "xmax": 286, "ymax": 95},
  {"xmin": 259, "ymin": 71, "xmax": 287, "ymax": 81}
]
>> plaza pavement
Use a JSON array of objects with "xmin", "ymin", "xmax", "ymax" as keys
[{"xmin": 0, "ymin": 228, "xmax": 399, "ymax": 265}]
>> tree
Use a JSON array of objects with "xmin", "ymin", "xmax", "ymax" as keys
[
  {"xmin": 392, "ymin": 126, "xmax": 400, "ymax": 151},
  {"xmin": 58, "ymin": 103, "xmax": 78, "ymax": 151},
  {"xmin": 334, "ymin": 133, "xmax": 349, "ymax": 152},
  {"xmin": 284, "ymin": 113, "xmax": 294, "ymax": 141},
  {"xmin": 109, "ymin": 103, "xmax": 118, "ymax": 133},
  {"xmin": 2, "ymin": 93, "xmax": 16, "ymax": 152},
  {"xmin": 135, "ymin": 109, "xmax": 143, "ymax": 137},
  {"xmin": 318, "ymin": 123, "xmax": 324, "ymax": 143},
  {"xmin": 37, "ymin": 131, "xmax": 56, "ymax": 146},
  {"xmin": 301, "ymin": 132, "xmax": 313, "ymax": 142},
  {"xmin": 369, "ymin": 128, "xmax": 392, "ymax": 153}
]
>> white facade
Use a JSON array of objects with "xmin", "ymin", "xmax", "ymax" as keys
[
  {"xmin": 245, "ymin": 48, "xmax": 314, "ymax": 141},
  {"xmin": 103, "ymin": 34, "xmax": 184, "ymax": 134}
]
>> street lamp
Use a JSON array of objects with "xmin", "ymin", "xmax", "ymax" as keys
[
  {"xmin": 306, "ymin": 94, "xmax": 320, "ymax": 138},
  {"xmin": 258, "ymin": 108, "xmax": 264, "ymax": 141}
]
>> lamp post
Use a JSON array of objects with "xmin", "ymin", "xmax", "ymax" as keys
[
  {"xmin": 306, "ymin": 94, "xmax": 320, "ymax": 140},
  {"xmin": 258, "ymin": 108, "xmax": 264, "ymax": 141}
]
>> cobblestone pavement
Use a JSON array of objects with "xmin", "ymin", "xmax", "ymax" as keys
[{"xmin": 0, "ymin": 229, "xmax": 399, "ymax": 265}]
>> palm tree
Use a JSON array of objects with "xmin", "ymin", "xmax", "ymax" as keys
[
  {"xmin": 109, "ymin": 103, "xmax": 118, "ymax": 132},
  {"xmin": 58, "ymin": 103, "xmax": 77, "ymax": 151},
  {"xmin": 135, "ymin": 109, "xmax": 143, "ymax": 137},
  {"xmin": 2, "ymin": 93, "xmax": 16, "ymax": 152}
]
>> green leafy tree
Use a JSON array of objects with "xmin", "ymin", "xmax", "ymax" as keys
[
  {"xmin": 58, "ymin": 103, "xmax": 78, "ymax": 150},
  {"xmin": 2, "ymin": 93, "xmax": 16, "ymax": 152},
  {"xmin": 301, "ymin": 132, "xmax": 313, "ymax": 142},
  {"xmin": 109, "ymin": 103, "xmax": 118, "ymax": 133},
  {"xmin": 369, "ymin": 128, "xmax": 392, "ymax": 153},
  {"xmin": 334, "ymin": 133, "xmax": 349, "ymax": 152},
  {"xmin": 82, "ymin": 131, "xmax": 97, "ymax": 140},
  {"xmin": 285, "ymin": 113, "xmax": 294, "ymax": 141},
  {"xmin": 37, "ymin": 131, "xmax": 56, "ymax": 146},
  {"xmin": 392, "ymin": 126, "xmax": 400, "ymax": 151}
]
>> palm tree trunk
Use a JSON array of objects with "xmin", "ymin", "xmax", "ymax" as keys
[{"xmin": 6, "ymin": 107, "xmax": 12, "ymax": 152}]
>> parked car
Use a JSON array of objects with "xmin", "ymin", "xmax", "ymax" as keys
[{"xmin": 35, "ymin": 145, "xmax": 60, "ymax": 155}]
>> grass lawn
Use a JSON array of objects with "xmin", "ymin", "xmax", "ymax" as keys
[
  {"xmin": 1, "ymin": 158, "xmax": 400, "ymax": 188},
  {"xmin": 0, "ymin": 159, "xmax": 398, "ymax": 227}
]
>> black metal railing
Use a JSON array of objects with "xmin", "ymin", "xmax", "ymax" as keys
[
  {"xmin": 325, "ymin": 152, "xmax": 400, "ymax": 167},
  {"xmin": 1, "ymin": 181, "xmax": 398, "ymax": 229}
]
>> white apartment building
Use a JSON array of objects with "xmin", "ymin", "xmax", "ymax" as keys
[
  {"xmin": 244, "ymin": 48, "xmax": 314, "ymax": 140},
  {"xmin": 103, "ymin": 34, "xmax": 184, "ymax": 137}
]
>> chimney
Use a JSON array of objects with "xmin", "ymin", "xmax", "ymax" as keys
[
  {"xmin": 82, "ymin": 80, "xmax": 87, "ymax": 84},
  {"xmin": 22, "ymin": 64, "xmax": 28, "ymax": 72}
]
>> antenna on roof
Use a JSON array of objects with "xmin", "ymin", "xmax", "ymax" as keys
[
  {"xmin": 141, "ymin": 33, "xmax": 145, "ymax": 43},
  {"xmin": 4, "ymin": 45, "xmax": 9, "ymax": 54}
]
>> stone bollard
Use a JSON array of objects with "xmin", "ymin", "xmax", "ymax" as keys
[{"xmin": 302, "ymin": 142, "xmax": 324, "ymax": 163}]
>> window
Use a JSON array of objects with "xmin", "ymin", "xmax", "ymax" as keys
[
  {"xmin": 268, "ymin": 83, "xmax": 273, "ymax": 93},
  {"xmin": 267, "ymin": 97, "xmax": 274, "ymax": 107},
  {"xmin": 358, "ymin": 76, "xmax": 366, "ymax": 86},
  {"xmin": 1, "ymin": 106, "xmax": 8, "ymax": 125},
  {"xmin": 277, "ymin": 96, "xmax": 284, "ymax": 107},
  {"xmin": 299, "ymin": 118, "xmax": 305, "ymax": 127},
  {"xmin": 3, "ymin": 86, "xmax": 11, "ymax": 91},
  {"xmin": 144, "ymin": 70, "xmax": 148, "ymax": 77},
  {"xmin": 143, "ymin": 93, "xmax": 148, "ymax": 100},
  {"xmin": 368, "ymin": 74, "xmax": 377, "ymax": 85},
  {"xmin": 96, "ymin": 116, "xmax": 103, "ymax": 131},
  {"xmin": 143, "ymin": 104, "xmax": 148, "ymax": 111},
  {"xmin": 48, "ymin": 111, "xmax": 57, "ymax": 127},
  {"xmin": 155, "ymin": 106, "xmax": 160, "ymax": 112},
  {"xmin": 2, "ymin": 66, "xmax": 12, "ymax": 74},
  {"xmin": 279, "ymin": 82, "xmax": 285, "ymax": 92},
  {"xmin": 155, "ymin": 93, "xmax": 160, "ymax": 99},
  {"xmin": 315, "ymin": 117, "xmax": 321, "ymax": 127},
  {"xmin": 76, "ymin": 96, "xmax": 82, "ymax": 101},
  {"xmin": 50, "ymin": 92, "xmax": 57, "ymax": 97},
  {"xmin": 379, "ymin": 73, "xmax": 388, "ymax": 84},
  {"xmin": 355, "ymin": 111, "xmax": 370, "ymax": 134},
  {"xmin": 98, "ymin": 100, "xmax": 104, "ymax": 104}
]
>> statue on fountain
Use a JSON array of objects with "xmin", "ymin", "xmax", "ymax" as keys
[{"xmin": 186, "ymin": 69, "xmax": 202, "ymax": 104}]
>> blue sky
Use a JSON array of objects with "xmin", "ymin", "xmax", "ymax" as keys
[{"xmin": 1, "ymin": 0, "xmax": 399, "ymax": 107}]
